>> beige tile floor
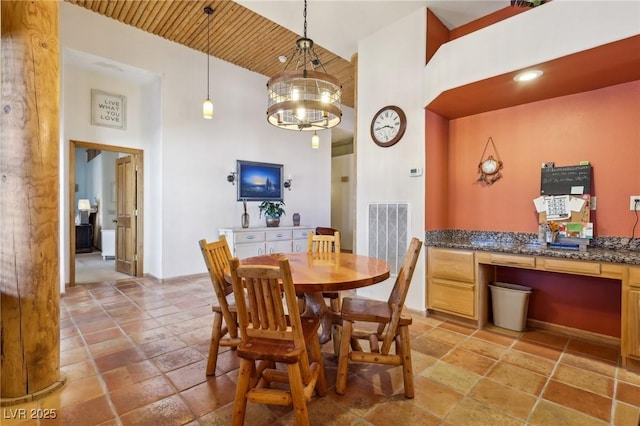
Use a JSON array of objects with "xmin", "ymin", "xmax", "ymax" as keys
[{"xmin": 2, "ymin": 274, "xmax": 640, "ymax": 425}]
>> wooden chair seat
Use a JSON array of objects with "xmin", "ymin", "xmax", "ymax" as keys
[
  {"xmin": 237, "ymin": 316, "xmax": 320, "ymax": 363},
  {"xmin": 336, "ymin": 238, "xmax": 422, "ymax": 398},
  {"xmin": 340, "ymin": 298, "xmax": 413, "ymax": 326}
]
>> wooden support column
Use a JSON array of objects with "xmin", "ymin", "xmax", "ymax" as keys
[{"xmin": 1, "ymin": 1, "xmax": 64, "ymax": 402}]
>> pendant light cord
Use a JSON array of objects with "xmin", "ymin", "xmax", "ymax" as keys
[{"xmin": 206, "ymin": 9, "xmax": 210, "ymax": 98}]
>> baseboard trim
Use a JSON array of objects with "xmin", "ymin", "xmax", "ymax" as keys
[{"xmin": 526, "ymin": 318, "xmax": 620, "ymax": 348}]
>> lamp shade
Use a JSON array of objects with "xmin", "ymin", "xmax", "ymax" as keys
[
  {"xmin": 203, "ymin": 98, "xmax": 213, "ymax": 119},
  {"xmin": 78, "ymin": 199, "xmax": 91, "ymax": 210}
]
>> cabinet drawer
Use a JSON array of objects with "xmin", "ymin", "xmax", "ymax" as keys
[
  {"xmin": 292, "ymin": 228, "xmax": 312, "ymax": 240},
  {"xmin": 265, "ymin": 230, "xmax": 292, "ymax": 241},
  {"xmin": 429, "ymin": 248, "xmax": 475, "ymax": 283},
  {"xmin": 629, "ymin": 267, "xmax": 640, "ymax": 288},
  {"xmin": 543, "ymin": 258, "xmax": 601, "ymax": 276},
  {"xmin": 428, "ymin": 278, "xmax": 475, "ymax": 318},
  {"xmin": 235, "ymin": 232, "xmax": 265, "ymax": 244},
  {"xmin": 488, "ymin": 253, "xmax": 535, "ymax": 268}
]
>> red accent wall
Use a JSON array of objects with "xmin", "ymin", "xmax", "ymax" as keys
[
  {"xmin": 496, "ymin": 268, "xmax": 621, "ymax": 337},
  {"xmin": 425, "ymin": 81, "xmax": 639, "ymax": 337},
  {"xmin": 446, "ymin": 81, "xmax": 640, "ymax": 236}
]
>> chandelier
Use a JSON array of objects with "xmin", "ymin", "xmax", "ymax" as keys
[{"xmin": 266, "ymin": 0, "xmax": 342, "ymax": 131}]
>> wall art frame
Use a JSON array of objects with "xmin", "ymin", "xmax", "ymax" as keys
[
  {"xmin": 91, "ymin": 89, "xmax": 126, "ymax": 130},
  {"xmin": 237, "ymin": 160, "xmax": 283, "ymax": 201}
]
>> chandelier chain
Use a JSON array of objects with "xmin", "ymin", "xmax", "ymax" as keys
[{"xmin": 303, "ymin": 0, "xmax": 307, "ymax": 39}]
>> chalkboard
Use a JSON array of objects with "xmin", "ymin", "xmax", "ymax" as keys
[{"xmin": 540, "ymin": 165, "xmax": 592, "ymax": 195}]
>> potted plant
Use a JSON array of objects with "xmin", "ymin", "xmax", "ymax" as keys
[{"xmin": 258, "ymin": 200, "xmax": 285, "ymax": 227}]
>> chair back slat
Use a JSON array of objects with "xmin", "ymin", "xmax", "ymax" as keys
[
  {"xmin": 380, "ymin": 237, "xmax": 422, "ymax": 354},
  {"xmin": 307, "ymin": 231, "xmax": 341, "ymax": 253},
  {"xmin": 230, "ymin": 258, "xmax": 305, "ymax": 347}
]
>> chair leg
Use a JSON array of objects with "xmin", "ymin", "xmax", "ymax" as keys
[
  {"xmin": 231, "ymin": 359, "xmax": 254, "ymax": 426},
  {"xmin": 335, "ymin": 320, "xmax": 353, "ymax": 395},
  {"xmin": 307, "ymin": 335, "xmax": 327, "ymax": 396},
  {"xmin": 399, "ymin": 325, "xmax": 414, "ymax": 398},
  {"xmin": 206, "ymin": 311, "xmax": 223, "ymax": 375},
  {"xmin": 287, "ymin": 362, "xmax": 310, "ymax": 426}
]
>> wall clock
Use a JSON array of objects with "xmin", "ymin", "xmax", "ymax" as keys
[
  {"xmin": 370, "ymin": 105, "xmax": 407, "ymax": 147},
  {"xmin": 477, "ymin": 137, "xmax": 503, "ymax": 185}
]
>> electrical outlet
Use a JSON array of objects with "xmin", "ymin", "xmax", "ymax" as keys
[{"xmin": 631, "ymin": 196, "xmax": 640, "ymax": 211}]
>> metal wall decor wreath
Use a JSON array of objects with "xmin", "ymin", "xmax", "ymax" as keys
[{"xmin": 477, "ymin": 137, "xmax": 503, "ymax": 185}]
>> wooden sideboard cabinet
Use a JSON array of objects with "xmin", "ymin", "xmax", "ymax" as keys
[{"xmin": 219, "ymin": 226, "xmax": 314, "ymax": 259}]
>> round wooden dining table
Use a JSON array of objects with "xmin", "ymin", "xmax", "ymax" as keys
[{"xmin": 234, "ymin": 252, "xmax": 391, "ymax": 344}]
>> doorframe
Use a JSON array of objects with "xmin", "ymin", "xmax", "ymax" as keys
[{"xmin": 69, "ymin": 140, "xmax": 144, "ymax": 286}]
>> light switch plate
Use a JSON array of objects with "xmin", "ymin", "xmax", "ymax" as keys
[
  {"xmin": 590, "ymin": 196, "xmax": 596, "ymax": 210},
  {"xmin": 631, "ymin": 196, "xmax": 640, "ymax": 211}
]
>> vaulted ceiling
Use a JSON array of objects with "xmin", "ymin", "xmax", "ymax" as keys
[{"xmin": 65, "ymin": 0, "xmax": 356, "ymax": 108}]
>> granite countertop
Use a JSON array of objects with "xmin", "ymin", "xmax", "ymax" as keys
[{"xmin": 425, "ymin": 230, "xmax": 640, "ymax": 265}]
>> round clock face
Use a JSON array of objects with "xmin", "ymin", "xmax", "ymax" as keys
[
  {"xmin": 370, "ymin": 105, "xmax": 407, "ymax": 147},
  {"xmin": 481, "ymin": 158, "xmax": 499, "ymax": 175}
]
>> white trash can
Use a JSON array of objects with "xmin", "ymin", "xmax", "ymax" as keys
[{"xmin": 489, "ymin": 282, "xmax": 532, "ymax": 332}]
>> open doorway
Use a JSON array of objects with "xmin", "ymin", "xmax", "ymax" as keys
[{"xmin": 69, "ymin": 140, "xmax": 144, "ymax": 286}]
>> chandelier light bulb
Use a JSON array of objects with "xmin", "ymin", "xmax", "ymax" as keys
[
  {"xmin": 292, "ymin": 88, "xmax": 300, "ymax": 101},
  {"xmin": 321, "ymin": 91, "xmax": 330, "ymax": 103},
  {"xmin": 296, "ymin": 107, "xmax": 306, "ymax": 119}
]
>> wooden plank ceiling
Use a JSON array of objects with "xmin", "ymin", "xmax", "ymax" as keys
[{"xmin": 65, "ymin": 0, "xmax": 355, "ymax": 108}]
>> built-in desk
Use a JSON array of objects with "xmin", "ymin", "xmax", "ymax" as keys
[{"xmin": 425, "ymin": 231, "xmax": 640, "ymax": 370}]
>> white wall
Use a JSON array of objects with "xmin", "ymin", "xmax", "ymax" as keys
[
  {"xmin": 355, "ymin": 9, "xmax": 427, "ymax": 311},
  {"xmin": 59, "ymin": 3, "xmax": 333, "ymax": 290}
]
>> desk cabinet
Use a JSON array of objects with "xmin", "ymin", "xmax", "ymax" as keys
[
  {"xmin": 428, "ymin": 246, "xmax": 640, "ymax": 369},
  {"xmin": 624, "ymin": 267, "xmax": 640, "ymax": 361},
  {"xmin": 427, "ymin": 248, "xmax": 477, "ymax": 319},
  {"xmin": 219, "ymin": 226, "xmax": 314, "ymax": 259}
]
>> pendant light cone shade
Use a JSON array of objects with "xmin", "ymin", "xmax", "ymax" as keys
[
  {"xmin": 311, "ymin": 131, "xmax": 319, "ymax": 149},
  {"xmin": 203, "ymin": 6, "xmax": 214, "ymax": 119},
  {"xmin": 267, "ymin": 0, "xmax": 342, "ymax": 131}
]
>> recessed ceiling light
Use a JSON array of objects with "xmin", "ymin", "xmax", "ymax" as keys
[
  {"xmin": 278, "ymin": 55, "xmax": 287, "ymax": 63},
  {"xmin": 514, "ymin": 69, "xmax": 543, "ymax": 82}
]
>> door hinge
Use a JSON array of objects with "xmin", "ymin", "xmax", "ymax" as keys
[
  {"xmin": 134, "ymin": 254, "xmax": 138, "ymax": 262},
  {"xmin": 134, "ymin": 209, "xmax": 138, "ymax": 216}
]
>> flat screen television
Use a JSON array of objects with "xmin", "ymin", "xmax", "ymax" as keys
[{"xmin": 237, "ymin": 160, "xmax": 283, "ymax": 201}]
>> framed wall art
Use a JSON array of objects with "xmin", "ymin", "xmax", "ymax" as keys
[
  {"xmin": 91, "ymin": 89, "xmax": 126, "ymax": 130},
  {"xmin": 237, "ymin": 160, "xmax": 283, "ymax": 201}
]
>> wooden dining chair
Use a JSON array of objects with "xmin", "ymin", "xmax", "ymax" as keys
[
  {"xmin": 306, "ymin": 229, "xmax": 342, "ymax": 312},
  {"xmin": 198, "ymin": 236, "xmax": 241, "ymax": 376},
  {"xmin": 229, "ymin": 257, "xmax": 327, "ymax": 426},
  {"xmin": 335, "ymin": 237, "xmax": 422, "ymax": 398}
]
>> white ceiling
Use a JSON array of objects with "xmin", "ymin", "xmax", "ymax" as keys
[{"xmin": 237, "ymin": 1, "xmax": 507, "ymax": 60}]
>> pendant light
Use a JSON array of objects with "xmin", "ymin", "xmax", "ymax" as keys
[
  {"xmin": 311, "ymin": 131, "xmax": 319, "ymax": 149},
  {"xmin": 267, "ymin": 0, "xmax": 342, "ymax": 131},
  {"xmin": 202, "ymin": 6, "xmax": 214, "ymax": 119}
]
